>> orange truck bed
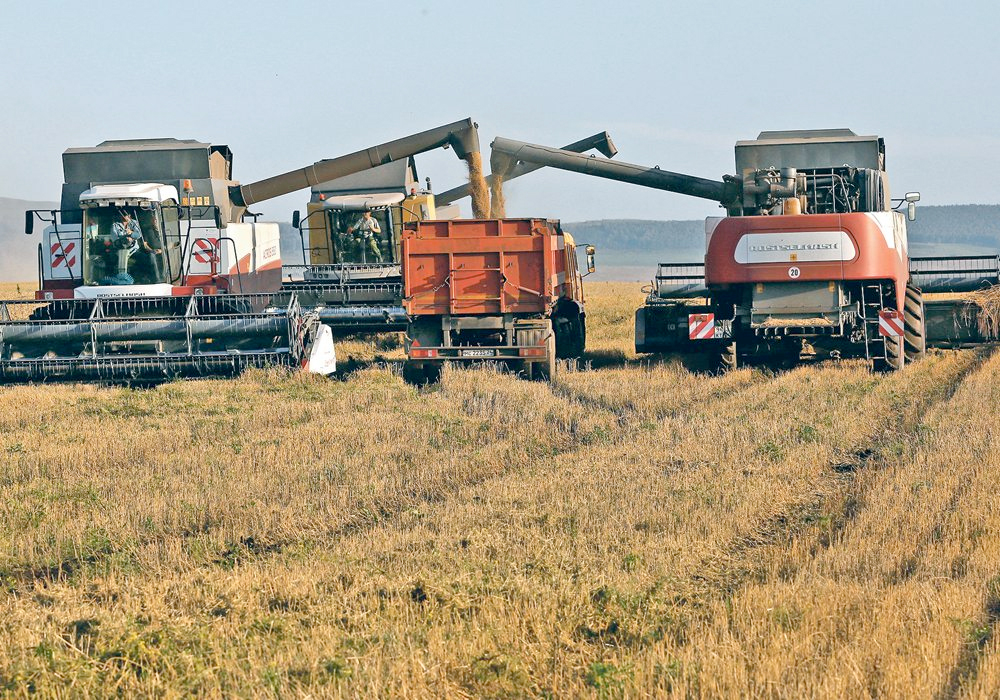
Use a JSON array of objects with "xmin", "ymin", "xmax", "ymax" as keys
[{"xmin": 402, "ymin": 218, "xmax": 569, "ymax": 317}]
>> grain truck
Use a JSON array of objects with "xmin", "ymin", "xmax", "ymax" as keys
[{"xmin": 400, "ymin": 218, "xmax": 594, "ymax": 382}]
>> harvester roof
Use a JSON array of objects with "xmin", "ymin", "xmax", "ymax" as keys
[
  {"xmin": 63, "ymin": 138, "xmax": 234, "ymax": 184},
  {"xmin": 320, "ymin": 192, "xmax": 405, "ymax": 211}
]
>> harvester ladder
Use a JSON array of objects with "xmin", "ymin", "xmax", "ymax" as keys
[{"xmin": 859, "ymin": 283, "xmax": 886, "ymax": 361}]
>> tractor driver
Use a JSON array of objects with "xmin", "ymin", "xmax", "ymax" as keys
[
  {"xmin": 113, "ymin": 210, "xmax": 162, "ymax": 283},
  {"xmin": 346, "ymin": 209, "xmax": 383, "ymax": 263}
]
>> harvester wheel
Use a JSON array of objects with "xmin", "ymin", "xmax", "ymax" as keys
[
  {"xmin": 903, "ymin": 285, "xmax": 926, "ymax": 361},
  {"xmin": 880, "ymin": 333, "xmax": 905, "ymax": 372},
  {"xmin": 719, "ymin": 342, "xmax": 738, "ymax": 373}
]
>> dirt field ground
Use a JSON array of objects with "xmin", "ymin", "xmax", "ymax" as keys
[{"xmin": 1, "ymin": 280, "xmax": 998, "ymax": 697}]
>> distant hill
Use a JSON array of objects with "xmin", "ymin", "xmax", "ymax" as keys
[{"xmin": 567, "ymin": 204, "xmax": 1000, "ymax": 253}]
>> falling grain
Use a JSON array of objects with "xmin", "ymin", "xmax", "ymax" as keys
[
  {"xmin": 464, "ymin": 152, "xmax": 491, "ymax": 219},
  {"xmin": 489, "ymin": 173, "xmax": 507, "ymax": 218}
]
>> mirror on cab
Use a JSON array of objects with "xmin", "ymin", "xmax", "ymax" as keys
[
  {"xmin": 24, "ymin": 210, "xmax": 33, "ymax": 235},
  {"xmin": 905, "ymin": 192, "xmax": 921, "ymax": 222},
  {"xmin": 214, "ymin": 207, "xmax": 223, "ymax": 229},
  {"xmin": 585, "ymin": 245, "xmax": 596, "ymax": 275},
  {"xmin": 291, "ymin": 210, "xmax": 300, "ymax": 229}
]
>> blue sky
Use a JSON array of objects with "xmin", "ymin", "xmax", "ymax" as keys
[{"xmin": 2, "ymin": 0, "xmax": 997, "ymax": 223}]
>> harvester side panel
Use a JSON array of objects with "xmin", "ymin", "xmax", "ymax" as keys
[
  {"xmin": 216, "ymin": 223, "xmax": 282, "ymax": 294},
  {"xmin": 705, "ymin": 212, "xmax": 909, "ymax": 309},
  {"xmin": 42, "ymin": 225, "xmax": 83, "ymax": 283}
]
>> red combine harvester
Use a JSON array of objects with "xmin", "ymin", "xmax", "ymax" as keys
[
  {"xmin": 401, "ymin": 218, "xmax": 593, "ymax": 382},
  {"xmin": 491, "ymin": 129, "xmax": 997, "ymax": 370}
]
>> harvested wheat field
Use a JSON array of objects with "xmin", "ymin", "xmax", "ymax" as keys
[{"xmin": 1, "ymin": 280, "xmax": 999, "ymax": 697}]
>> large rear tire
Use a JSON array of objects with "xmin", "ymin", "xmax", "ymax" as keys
[
  {"xmin": 402, "ymin": 361, "xmax": 441, "ymax": 385},
  {"xmin": 880, "ymin": 333, "xmax": 904, "ymax": 372},
  {"xmin": 903, "ymin": 285, "xmax": 926, "ymax": 362}
]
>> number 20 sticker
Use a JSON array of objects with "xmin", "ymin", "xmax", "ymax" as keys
[{"xmin": 788, "ymin": 266, "xmax": 801, "ymax": 279}]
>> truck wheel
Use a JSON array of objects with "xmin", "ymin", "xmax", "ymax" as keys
[
  {"xmin": 565, "ymin": 315, "xmax": 585, "ymax": 357},
  {"xmin": 403, "ymin": 361, "xmax": 441, "ymax": 385},
  {"xmin": 532, "ymin": 331, "xmax": 557, "ymax": 381},
  {"xmin": 903, "ymin": 285, "xmax": 926, "ymax": 361},
  {"xmin": 719, "ymin": 342, "xmax": 737, "ymax": 373},
  {"xmin": 423, "ymin": 363, "xmax": 442, "ymax": 384},
  {"xmin": 402, "ymin": 361, "xmax": 425, "ymax": 385}
]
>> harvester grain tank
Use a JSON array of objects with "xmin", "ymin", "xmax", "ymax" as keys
[
  {"xmin": 0, "ymin": 119, "xmax": 482, "ymax": 383},
  {"xmin": 401, "ymin": 218, "xmax": 594, "ymax": 382},
  {"xmin": 490, "ymin": 130, "xmax": 996, "ymax": 370}
]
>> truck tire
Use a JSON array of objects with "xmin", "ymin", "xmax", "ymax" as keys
[
  {"xmin": 553, "ymin": 313, "xmax": 584, "ymax": 358},
  {"xmin": 402, "ymin": 361, "xmax": 425, "ymax": 385},
  {"xmin": 567, "ymin": 315, "xmax": 585, "ymax": 357},
  {"xmin": 402, "ymin": 361, "xmax": 441, "ymax": 385},
  {"xmin": 903, "ymin": 285, "xmax": 926, "ymax": 361}
]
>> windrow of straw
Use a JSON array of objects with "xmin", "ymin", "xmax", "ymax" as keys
[{"xmin": 970, "ymin": 286, "xmax": 1000, "ymax": 337}]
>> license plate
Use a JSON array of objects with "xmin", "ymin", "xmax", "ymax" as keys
[{"xmin": 460, "ymin": 348, "xmax": 495, "ymax": 358}]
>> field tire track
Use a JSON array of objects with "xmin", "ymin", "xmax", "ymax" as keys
[
  {"xmin": 325, "ymin": 369, "xmax": 778, "ymax": 547},
  {"xmin": 192, "ymin": 368, "xmax": 781, "ymax": 571},
  {"xmin": 694, "ymin": 349, "xmax": 991, "ymax": 597}
]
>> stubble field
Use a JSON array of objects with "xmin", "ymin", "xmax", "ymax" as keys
[{"xmin": 0, "ymin": 280, "xmax": 999, "ymax": 697}]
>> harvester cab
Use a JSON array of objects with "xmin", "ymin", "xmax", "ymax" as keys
[
  {"xmin": 78, "ymin": 186, "xmax": 181, "ymax": 293},
  {"xmin": 290, "ymin": 158, "xmax": 437, "ymax": 284}
]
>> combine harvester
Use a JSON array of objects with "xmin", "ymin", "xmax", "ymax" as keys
[
  {"xmin": 491, "ymin": 129, "xmax": 1000, "ymax": 370},
  {"xmin": 286, "ymin": 132, "xmax": 617, "ymax": 334},
  {"xmin": 0, "ymin": 119, "xmax": 495, "ymax": 383}
]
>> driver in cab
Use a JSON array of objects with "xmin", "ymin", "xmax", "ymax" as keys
[{"xmin": 347, "ymin": 209, "xmax": 383, "ymax": 263}]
